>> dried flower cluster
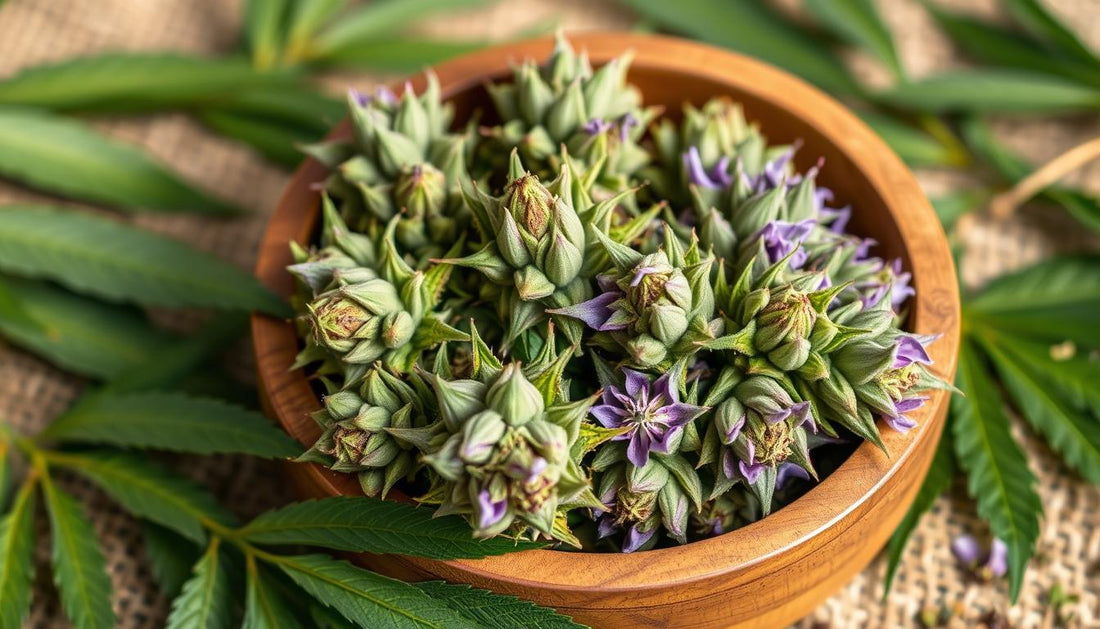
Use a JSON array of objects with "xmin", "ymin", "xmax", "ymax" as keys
[{"xmin": 290, "ymin": 36, "xmax": 945, "ymax": 552}]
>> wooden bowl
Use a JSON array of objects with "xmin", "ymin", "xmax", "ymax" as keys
[{"xmin": 253, "ymin": 33, "xmax": 960, "ymax": 629}]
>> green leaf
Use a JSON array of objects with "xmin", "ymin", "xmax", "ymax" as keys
[
  {"xmin": 980, "ymin": 335, "xmax": 1100, "ymax": 411},
  {"xmin": 198, "ymin": 109, "xmax": 313, "ymax": 168},
  {"xmin": 966, "ymin": 255, "xmax": 1100, "ymax": 346},
  {"xmin": 53, "ymin": 450, "xmax": 236, "ymax": 544},
  {"xmin": 951, "ymin": 339, "xmax": 1041, "ymax": 602},
  {"xmin": 876, "ymin": 70, "xmax": 1100, "ymax": 114},
  {"xmin": 284, "ymin": 0, "xmax": 348, "ymax": 63},
  {"xmin": 42, "ymin": 391, "xmax": 300, "ymax": 458},
  {"xmin": 0, "ymin": 108, "xmax": 240, "ymax": 215},
  {"xmin": 244, "ymin": 558, "xmax": 304, "ymax": 629},
  {"xmin": 239, "ymin": 496, "xmax": 541, "ymax": 558},
  {"xmin": 245, "ymin": 0, "xmax": 289, "ymax": 70},
  {"xmin": 42, "ymin": 477, "xmax": 116, "ymax": 629},
  {"xmin": 274, "ymin": 554, "xmax": 477, "ymax": 629},
  {"xmin": 0, "ymin": 275, "xmax": 40, "ymax": 334},
  {"xmin": 617, "ymin": 0, "xmax": 863, "ymax": 95},
  {"xmin": 979, "ymin": 332, "xmax": 1100, "ymax": 483},
  {"xmin": 417, "ymin": 581, "xmax": 585, "ymax": 629},
  {"xmin": 883, "ymin": 423, "xmax": 955, "ymax": 594},
  {"xmin": 959, "ymin": 117, "xmax": 1100, "ymax": 233},
  {"xmin": 0, "ymin": 54, "xmax": 299, "ymax": 113},
  {"xmin": 931, "ymin": 189, "xmax": 989, "ymax": 230},
  {"xmin": 0, "ymin": 206, "xmax": 290, "ymax": 315},
  {"xmin": 803, "ymin": 0, "xmax": 903, "ymax": 79},
  {"xmin": 103, "ymin": 314, "xmax": 247, "ymax": 394},
  {"xmin": 142, "ymin": 522, "xmax": 202, "ymax": 599},
  {"xmin": 166, "ymin": 540, "xmax": 233, "ymax": 629},
  {"xmin": 1002, "ymin": 0, "xmax": 1099, "ymax": 66},
  {"xmin": 0, "ymin": 440, "xmax": 11, "ymax": 511},
  {"xmin": 308, "ymin": 0, "xmax": 489, "ymax": 62},
  {"xmin": 307, "ymin": 39, "xmax": 486, "ymax": 72},
  {"xmin": 212, "ymin": 87, "xmax": 344, "ymax": 134},
  {"xmin": 0, "ymin": 277, "xmax": 174, "ymax": 380},
  {"xmin": 858, "ymin": 111, "xmax": 967, "ymax": 168},
  {"xmin": 0, "ymin": 481, "xmax": 36, "ymax": 629},
  {"xmin": 922, "ymin": 3, "xmax": 1100, "ymax": 87}
]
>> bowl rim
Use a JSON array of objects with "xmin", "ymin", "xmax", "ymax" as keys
[{"xmin": 252, "ymin": 32, "xmax": 960, "ymax": 595}]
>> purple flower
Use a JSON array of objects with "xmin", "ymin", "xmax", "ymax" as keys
[
  {"xmin": 348, "ymin": 86, "xmax": 397, "ymax": 107},
  {"xmin": 776, "ymin": 461, "xmax": 811, "ymax": 490},
  {"xmin": 894, "ymin": 336, "xmax": 933, "ymax": 369},
  {"xmin": 622, "ymin": 523, "xmax": 658, "ymax": 553},
  {"xmin": 986, "ymin": 539, "xmax": 1008, "ymax": 578},
  {"xmin": 860, "ymin": 259, "xmax": 914, "ymax": 310},
  {"xmin": 618, "ymin": 112, "xmax": 640, "ymax": 142},
  {"xmin": 884, "ymin": 396, "xmax": 926, "ymax": 432},
  {"xmin": 952, "ymin": 534, "xmax": 982, "ymax": 565},
  {"xmin": 758, "ymin": 219, "xmax": 816, "ymax": 268},
  {"xmin": 583, "ymin": 117, "xmax": 613, "ymax": 136},
  {"xmin": 720, "ymin": 400, "xmax": 813, "ymax": 483},
  {"xmin": 476, "ymin": 490, "xmax": 507, "ymax": 529},
  {"xmin": 683, "ymin": 147, "xmax": 733, "ymax": 189},
  {"xmin": 547, "ymin": 289, "xmax": 623, "ymax": 331},
  {"xmin": 590, "ymin": 369, "xmax": 707, "ymax": 467}
]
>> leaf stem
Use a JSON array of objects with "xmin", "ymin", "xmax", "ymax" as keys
[{"xmin": 988, "ymin": 136, "xmax": 1100, "ymax": 220}]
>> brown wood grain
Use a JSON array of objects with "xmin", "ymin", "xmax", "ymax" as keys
[{"xmin": 252, "ymin": 33, "xmax": 961, "ymax": 629}]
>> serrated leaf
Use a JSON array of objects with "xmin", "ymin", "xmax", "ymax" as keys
[
  {"xmin": 198, "ymin": 108, "xmax": 313, "ymax": 168},
  {"xmin": 619, "ymin": 0, "xmax": 862, "ymax": 94},
  {"xmin": 858, "ymin": 111, "xmax": 967, "ymax": 168},
  {"xmin": 54, "ymin": 450, "xmax": 236, "ymax": 544},
  {"xmin": 244, "ymin": 557, "xmax": 303, "ymax": 629},
  {"xmin": 0, "ymin": 54, "xmax": 299, "ymax": 112},
  {"xmin": 0, "ymin": 481, "xmax": 36, "ymax": 629},
  {"xmin": 877, "ymin": 70, "xmax": 1100, "ymax": 114},
  {"xmin": 983, "ymin": 335, "xmax": 1100, "ymax": 411},
  {"xmin": 239, "ymin": 496, "xmax": 540, "ymax": 558},
  {"xmin": 274, "ymin": 554, "xmax": 477, "ymax": 629},
  {"xmin": 959, "ymin": 118, "xmax": 1100, "ymax": 233},
  {"xmin": 1002, "ymin": 0, "xmax": 1099, "ymax": 66},
  {"xmin": 0, "ymin": 206, "xmax": 290, "ymax": 315},
  {"xmin": 883, "ymin": 422, "xmax": 954, "ymax": 594},
  {"xmin": 922, "ymin": 3, "xmax": 1100, "ymax": 87},
  {"xmin": 142, "ymin": 522, "xmax": 202, "ymax": 599},
  {"xmin": 804, "ymin": 0, "xmax": 903, "ymax": 79},
  {"xmin": 245, "ymin": 0, "xmax": 289, "ymax": 70},
  {"xmin": 42, "ymin": 478, "xmax": 115, "ymax": 629},
  {"xmin": 966, "ymin": 255, "xmax": 1100, "ymax": 346},
  {"xmin": 0, "ymin": 108, "xmax": 240, "ymax": 214},
  {"xmin": 307, "ymin": 38, "xmax": 486, "ymax": 72},
  {"xmin": 166, "ymin": 540, "xmax": 233, "ymax": 629},
  {"xmin": 0, "ymin": 277, "xmax": 174, "ymax": 379},
  {"xmin": 417, "ymin": 581, "xmax": 585, "ymax": 629},
  {"xmin": 41, "ymin": 392, "xmax": 300, "ymax": 458},
  {"xmin": 103, "ymin": 314, "xmax": 247, "ymax": 394},
  {"xmin": 951, "ymin": 339, "xmax": 1041, "ymax": 602},
  {"xmin": 980, "ymin": 332, "xmax": 1100, "ymax": 484},
  {"xmin": 307, "ymin": 0, "xmax": 489, "ymax": 62}
]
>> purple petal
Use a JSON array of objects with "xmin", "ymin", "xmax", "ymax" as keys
[
  {"xmin": 597, "ymin": 516, "xmax": 619, "ymax": 539},
  {"xmin": 590, "ymin": 404, "xmax": 629, "ymax": 430},
  {"xmin": 476, "ymin": 490, "xmax": 508, "ymax": 529},
  {"xmin": 986, "ymin": 539, "xmax": 1008, "ymax": 578},
  {"xmin": 622, "ymin": 369, "xmax": 650, "ymax": 399},
  {"xmin": 659, "ymin": 402, "xmax": 704, "ymax": 428},
  {"xmin": 739, "ymin": 460, "xmax": 764, "ymax": 484},
  {"xmin": 547, "ymin": 293, "xmax": 619, "ymax": 331},
  {"xmin": 652, "ymin": 372, "xmax": 676, "ymax": 404},
  {"xmin": 709, "ymin": 156, "xmax": 733, "ymax": 187},
  {"xmin": 952, "ymin": 534, "xmax": 981, "ymax": 565},
  {"xmin": 894, "ymin": 336, "xmax": 933, "ymax": 369},
  {"xmin": 618, "ymin": 112, "xmax": 639, "ymax": 142},
  {"xmin": 622, "ymin": 523, "xmax": 657, "ymax": 553},
  {"xmin": 724, "ymin": 415, "xmax": 746, "ymax": 444},
  {"xmin": 721, "ymin": 449, "xmax": 738, "ymax": 479},
  {"xmin": 627, "ymin": 431, "xmax": 652, "ymax": 467},
  {"xmin": 776, "ymin": 462, "xmax": 811, "ymax": 490},
  {"xmin": 526, "ymin": 457, "xmax": 548, "ymax": 483},
  {"xmin": 583, "ymin": 117, "xmax": 612, "ymax": 136},
  {"xmin": 684, "ymin": 146, "xmax": 720, "ymax": 189},
  {"xmin": 630, "ymin": 265, "xmax": 661, "ymax": 287}
]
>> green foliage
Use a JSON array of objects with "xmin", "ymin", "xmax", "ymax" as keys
[
  {"xmin": 197, "ymin": 108, "xmax": 315, "ymax": 167},
  {"xmin": 0, "ymin": 277, "xmax": 174, "ymax": 379},
  {"xmin": 803, "ymin": 0, "xmax": 903, "ymax": 79},
  {"xmin": 0, "ymin": 481, "xmax": 36, "ymax": 629},
  {"xmin": 857, "ymin": 112, "xmax": 967, "ymax": 168},
  {"xmin": 245, "ymin": 0, "xmax": 290, "ymax": 70},
  {"xmin": 42, "ymin": 391, "xmax": 301, "ymax": 458},
  {"xmin": 307, "ymin": 38, "xmax": 487, "ymax": 72},
  {"xmin": 42, "ymin": 477, "xmax": 116, "ymax": 629},
  {"xmin": 166, "ymin": 540, "xmax": 234, "ymax": 629},
  {"xmin": 416, "ymin": 581, "xmax": 586, "ymax": 629},
  {"xmin": 0, "ymin": 54, "xmax": 298, "ymax": 112},
  {"xmin": 876, "ymin": 70, "xmax": 1100, "ymax": 114},
  {"xmin": 276, "ymin": 554, "xmax": 477, "ymax": 629},
  {"xmin": 244, "ymin": 558, "xmax": 304, "ymax": 629},
  {"xmin": 53, "ymin": 450, "xmax": 237, "ymax": 544},
  {"xmin": 0, "ymin": 107, "xmax": 241, "ymax": 214},
  {"xmin": 951, "ymin": 339, "xmax": 1041, "ymax": 602},
  {"xmin": 1002, "ymin": 0, "xmax": 1099, "ymax": 66},
  {"xmin": 142, "ymin": 522, "xmax": 202, "ymax": 599},
  {"xmin": 0, "ymin": 206, "xmax": 290, "ymax": 315},
  {"xmin": 239, "ymin": 496, "xmax": 543, "ymax": 558}
]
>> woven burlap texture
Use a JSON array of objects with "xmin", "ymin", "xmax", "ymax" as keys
[{"xmin": 0, "ymin": 0, "xmax": 1096, "ymax": 627}]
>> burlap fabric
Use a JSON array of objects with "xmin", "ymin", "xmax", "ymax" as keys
[{"xmin": 0, "ymin": 1, "xmax": 1096, "ymax": 627}]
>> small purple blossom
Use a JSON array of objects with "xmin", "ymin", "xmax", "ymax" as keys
[
  {"xmin": 683, "ymin": 147, "xmax": 733, "ymax": 189},
  {"xmin": 348, "ymin": 86, "xmax": 397, "ymax": 107},
  {"xmin": 476, "ymin": 490, "xmax": 507, "ymax": 529},
  {"xmin": 894, "ymin": 336, "xmax": 933, "ymax": 369},
  {"xmin": 590, "ymin": 369, "xmax": 707, "ymax": 467},
  {"xmin": 884, "ymin": 396, "xmax": 926, "ymax": 432},
  {"xmin": 583, "ymin": 117, "xmax": 613, "ymax": 136},
  {"xmin": 860, "ymin": 259, "xmax": 914, "ymax": 310},
  {"xmin": 758, "ymin": 219, "xmax": 816, "ymax": 268},
  {"xmin": 776, "ymin": 462, "xmax": 811, "ymax": 490},
  {"xmin": 618, "ymin": 112, "xmax": 640, "ymax": 142},
  {"xmin": 952, "ymin": 534, "xmax": 982, "ymax": 565},
  {"xmin": 986, "ymin": 539, "xmax": 1008, "ymax": 578},
  {"xmin": 548, "ymin": 290, "xmax": 623, "ymax": 331}
]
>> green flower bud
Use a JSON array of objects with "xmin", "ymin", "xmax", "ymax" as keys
[
  {"xmin": 543, "ymin": 227, "xmax": 583, "ymax": 286},
  {"xmin": 311, "ymin": 296, "xmax": 370, "ymax": 352},
  {"xmin": 768, "ymin": 337, "xmax": 811, "ymax": 371},
  {"xmin": 649, "ymin": 303, "xmax": 689, "ymax": 345},
  {"xmin": 394, "ymin": 163, "xmax": 445, "ymax": 219},
  {"xmin": 496, "ymin": 210, "xmax": 531, "ymax": 268},
  {"xmin": 739, "ymin": 287, "xmax": 771, "ymax": 323},
  {"xmin": 715, "ymin": 397, "xmax": 746, "ymax": 444},
  {"xmin": 735, "ymin": 376, "xmax": 794, "ymax": 417},
  {"xmin": 754, "ymin": 288, "xmax": 817, "ymax": 353},
  {"xmin": 485, "ymin": 364, "xmax": 545, "ymax": 425},
  {"xmin": 434, "ymin": 378, "xmax": 487, "ymax": 431},
  {"xmin": 459, "ymin": 410, "xmax": 508, "ymax": 465},
  {"xmin": 514, "ymin": 265, "xmax": 556, "ymax": 301},
  {"xmin": 381, "ymin": 311, "xmax": 415, "ymax": 349},
  {"xmin": 504, "ymin": 174, "xmax": 554, "ymax": 239},
  {"xmin": 323, "ymin": 390, "xmax": 362, "ymax": 419},
  {"xmin": 833, "ymin": 340, "xmax": 897, "ymax": 385},
  {"xmin": 625, "ymin": 334, "xmax": 668, "ymax": 368}
]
